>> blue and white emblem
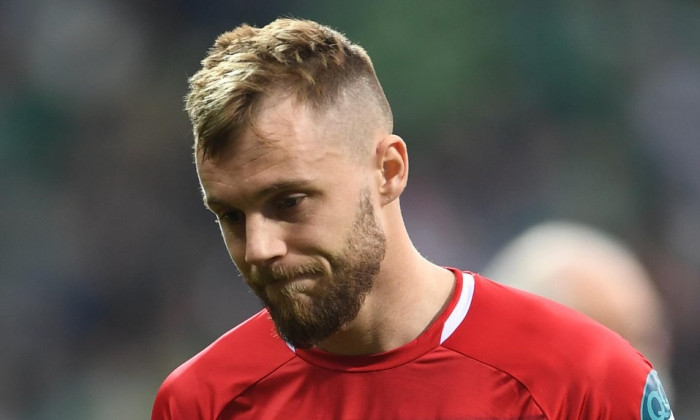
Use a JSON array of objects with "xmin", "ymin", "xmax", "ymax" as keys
[{"xmin": 641, "ymin": 370, "xmax": 673, "ymax": 420}]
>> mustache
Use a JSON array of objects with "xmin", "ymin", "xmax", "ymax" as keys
[{"xmin": 251, "ymin": 262, "xmax": 327, "ymax": 284}]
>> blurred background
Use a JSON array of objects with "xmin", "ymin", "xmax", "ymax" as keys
[{"xmin": 1, "ymin": 0, "xmax": 699, "ymax": 418}]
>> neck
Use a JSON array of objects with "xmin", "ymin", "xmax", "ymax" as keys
[{"xmin": 317, "ymin": 220, "xmax": 455, "ymax": 355}]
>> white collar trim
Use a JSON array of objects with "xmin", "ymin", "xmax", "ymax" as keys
[
  {"xmin": 287, "ymin": 272, "xmax": 476, "ymax": 352},
  {"xmin": 440, "ymin": 272, "xmax": 475, "ymax": 344}
]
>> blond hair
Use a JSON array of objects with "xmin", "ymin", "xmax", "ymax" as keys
[{"xmin": 186, "ymin": 18, "xmax": 392, "ymax": 158}]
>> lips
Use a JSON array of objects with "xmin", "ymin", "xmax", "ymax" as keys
[
  {"xmin": 255, "ymin": 263, "xmax": 325, "ymax": 283},
  {"xmin": 267, "ymin": 274, "xmax": 317, "ymax": 290}
]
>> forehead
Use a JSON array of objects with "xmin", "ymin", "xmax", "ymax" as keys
[
  {"xmin": 195, "ymin": 95, "xmax": 355, "ymax": 204},
  {"xmin": 198, "ymin": 95, "xmax": 336, "ymax": 168}
]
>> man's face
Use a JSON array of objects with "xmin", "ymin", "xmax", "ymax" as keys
[{"xmin": 196, "ymin": 95, "xmax": 386, "ymax": 348}]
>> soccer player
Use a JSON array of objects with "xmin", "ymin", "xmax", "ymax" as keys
[{"xmin": 152, "ymin": 18, "xmax": 674, "ymax": 419}]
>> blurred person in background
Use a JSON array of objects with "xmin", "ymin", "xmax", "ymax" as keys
[
  {"xmin": 483, "ymin": 220, "xmax": 674, "ymax": 396},
  {"xmin": 151, "ymin": 17, "xmax": 674, "ymax": 419}
]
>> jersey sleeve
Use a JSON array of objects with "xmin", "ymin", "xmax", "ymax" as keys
[
  {"xmin": 151, "ymin": 362, "xmax": 208, "ymax": 420},
  {"xmin": 151, "ymin": 310, "xmax": 295, "ymax": 420},
  {"xmin": 450, "ymin": 274, "xmax": 675, "ymax": 419}
]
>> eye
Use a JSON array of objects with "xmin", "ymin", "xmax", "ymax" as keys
[
  {"xmin": 218, "ymin": 209, "xmax": 244, "ymax": 224},
  {"xmin": 276, "ymin": 195, "xmax": 304, "ymax": 210}
]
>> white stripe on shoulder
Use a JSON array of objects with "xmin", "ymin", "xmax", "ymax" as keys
[{"xmin": 440, "ymin": 272, "xmax": 475, "ymax": 344}]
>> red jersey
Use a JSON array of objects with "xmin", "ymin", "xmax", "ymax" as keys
[{"xmin": 152, "ymin": 269, "xmax": 673, "ymax": 419}]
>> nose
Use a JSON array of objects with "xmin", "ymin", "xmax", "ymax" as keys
[{"xmin": 244, "ymin": 214, "xmax": 287, "ymax": 266}]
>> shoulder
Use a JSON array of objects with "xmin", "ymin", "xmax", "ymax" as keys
[
  {"xmin": 151, "ymin": 310, "xmax": 295, "ymax": 419},
  {"xmin": 445, "ymin": 273, "xmax": 655, "ymax": 418},
  {"xmin": 451, "ymin": 273, "xmax": 650, "ymax": 359}
]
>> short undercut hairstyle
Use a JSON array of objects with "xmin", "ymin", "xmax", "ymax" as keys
[{"xmin": 186, "ymin": 18, "xmax": 393, "ymax": 159}]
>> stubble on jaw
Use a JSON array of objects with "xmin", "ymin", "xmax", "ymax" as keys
[{"xmin": 247, "ymin": 187, "xmax": 386, "ymax": 349}]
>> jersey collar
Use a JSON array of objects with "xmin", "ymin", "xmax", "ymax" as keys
[{"xmin": 291, "ymin": 268, "xmax": 475, "ymax": 371}]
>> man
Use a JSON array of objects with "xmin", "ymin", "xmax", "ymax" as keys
[{"xmin": 152, "ymin": 18, "xmax": 673, "ymax": 419}]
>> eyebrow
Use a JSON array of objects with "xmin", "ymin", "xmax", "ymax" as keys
[{"xmin": 203, "ymin": 179, "xmax": 315, "ymax": 210}]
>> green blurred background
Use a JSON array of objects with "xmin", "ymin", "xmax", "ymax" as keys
[{"xmin": 1, "ymin": 0, "xmax": 699, "ymax": 418}]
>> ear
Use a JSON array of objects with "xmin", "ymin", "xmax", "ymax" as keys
[{"xmin": 375, "ymin": 134, "xmax": 408, "ymax": 206}]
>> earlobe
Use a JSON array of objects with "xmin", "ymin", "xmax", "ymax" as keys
[{"xmin": 376, "ymin": 134, "xmax": 408, "ymax": 206}]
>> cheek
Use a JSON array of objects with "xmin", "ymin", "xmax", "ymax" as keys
[
  {"xmin": 219, "ymin": 230, "xmax": 246, "ymax": 266},
  {"xmin": 282, "ymin": 227, "xmax": 319, "ymax": 252},
  {"xmin": 290, "ymin": 216, "xmax": 350, "ymax": 253}
]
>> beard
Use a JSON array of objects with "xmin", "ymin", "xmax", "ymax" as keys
[{"xmin": 246, "ymin": 188, "xmax": 386, "ymax": 349}]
